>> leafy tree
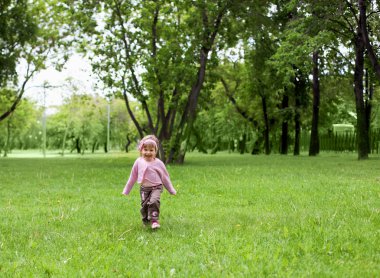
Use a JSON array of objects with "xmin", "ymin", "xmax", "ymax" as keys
[
  {"xmin": 0, "ymin": 89, "xmax": 40, "ymax": 156},
  {"xmin": 0, "ymin": 0, "xmax": 37, "ymax": 86},
  {"xmin": 268, "ymin": 0, "xmax": 338, "ymax": 155},
  {"xmin": 0, "ymin": 0, "xmax": 76, "ymax": 122},
  {"xmin": 48, "ymin": 94, "xmax": 105, "ymax": 154},
  {"xmin": 308, "ymin": 0, "xmax": 379, "ymax": 159},
  {"xmin": 108, "ymin": 98, "xmax": 139, "ymax": 152},
  {"xmin": 194, "ymin": 64, "xmax": 253, "ymax": 154},
  {"xmin": 61, "ymin": 0, "xmax": 263, "ymax": 163}
]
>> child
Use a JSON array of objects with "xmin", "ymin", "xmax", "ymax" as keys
[{"xmin": 122, "ymin": 135, "xmax": 177, "ymax": 229}]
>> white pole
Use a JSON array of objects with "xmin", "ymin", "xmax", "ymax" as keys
[
  {"xmin": 42, "ymin": 86, "xmax": 46, "ymax": 158},
  {"xmin": 107, "ymin": 101, "xmax": 110, "ymax": 152}
]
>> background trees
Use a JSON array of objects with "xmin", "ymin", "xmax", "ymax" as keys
[{"xmin": 1, "ymin": 0, "xmax": 380, "ymax": 161}]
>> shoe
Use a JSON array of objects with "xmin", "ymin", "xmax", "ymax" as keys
[{"xmin": 151, "ymin": 221, "xmax": 160, "ymax": 229}]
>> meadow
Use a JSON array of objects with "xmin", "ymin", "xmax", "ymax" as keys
[{"xmin": 0, "ymin": 151, "xmax": 379, "ymax": 277}]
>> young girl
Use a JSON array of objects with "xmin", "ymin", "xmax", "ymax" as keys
[{"xmin": 122, "ymin": 135, "xmax": 177, "ymax": 229}]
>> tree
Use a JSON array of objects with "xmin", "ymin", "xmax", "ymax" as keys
[
  {"xmin": 108, "ymin": 98, "xmax": 139, "ymax": 152},
  {"xmin": 245, "ymin": 32, "xmax": 277, "ymax": 155},
  {"xmin": 0, "ymin": 0, "xmax": 75, "ymax": 123},
  {"xmin": 0, "ymin": 91, "xmax": 40, "ymax": 156},
  {"xmin": 0, "ymin": 0, "xmax": 38, "ymax": 121},
  {"xmin": 309, "ymin": 51, "xmax": 321, "ymax": 156},
  {"xmin": 214, "ymin": 1, "xmax": 278, "ymax": 155},
  {"xmin": 49, "ymin": 94, "xmax": 106, "ymax": 155},
  {"xmin": 310, "ymin": 0, "xmax": 378, "ymax": 159},
  {"xmin": 217, "ymin": 60, "xmax": 262, "ymax": 154},
  {"xmin": 359, "ymin": 0, "xmax": 380, "ymax": 80},
  {"xmin": 268, "ymin": 1, "xmax": 314, "ymax": 155},
  {"xmin": 63, "ymin": 0, "xmax": 242, "ymax": 163}
]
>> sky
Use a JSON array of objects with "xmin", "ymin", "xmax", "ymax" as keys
[{"xmin": 24, "ymin": 54, "xmax": 96, "ymax": 113}]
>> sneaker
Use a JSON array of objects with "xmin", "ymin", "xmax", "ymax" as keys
[{"xmin": 151, "ymin": 221, "xmax": 160, "ymax": 229}]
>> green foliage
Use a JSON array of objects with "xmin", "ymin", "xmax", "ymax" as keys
[
  {"xmin": 0, "ymin": 0, "xmax": 82, "ymax": 123},
  {"xmin": 47, "ymin": 92, "xmax": 141, "ymax": 154},
  {"xmin": 48, "ymin": 94, "xmax": 107, "ymax": 153},
  {"xmin": 0, "ymin": 89, "xmax": 41, "ymax": 154},
  {"xmin": 0, "ymin": 0, "xmax": 38, "ymax": 85},
  {"xmin": 0, "ymin": 153, "xmax": 379, "ymax": 276}
]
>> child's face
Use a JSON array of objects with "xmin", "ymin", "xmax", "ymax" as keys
[{"xmin": 141, "ymin": 144, "xmax": 156, "ymax": 161}]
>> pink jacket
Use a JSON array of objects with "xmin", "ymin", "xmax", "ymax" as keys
[{"xmin": 122, "ymin": 157, "xmax": 176, "ymax": 195}]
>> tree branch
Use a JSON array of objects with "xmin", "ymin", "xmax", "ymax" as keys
[
  {"xmin": 359, "ymin": 0, "xmax": 380, "ymax": 80},
  {"xmin": 0, "ymin": 63, "xmax": 35, "ymax": 122},
  {"xmin": 121, "ymin": 75, "xmax": 144, "ymax": 138},
  {"xmin": 221, "ymin": 77, "xmax": 256, "ymax": 125},
  {"xmin": 150, "ymin": 1, "xmax": 165, "ymax": 134},
  {"xmin": 114, "ymin": 0, "xmax": 154, "ymax": 132}
]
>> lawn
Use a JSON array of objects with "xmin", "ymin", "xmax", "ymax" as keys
[{"xmin": 0, "ymin": 152, "xmax": 379, "ymax": 277}]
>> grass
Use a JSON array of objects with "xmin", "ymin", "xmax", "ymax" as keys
[{"xmin": 0, "ymin": 151, "xmax": 379, "ymax": 277}]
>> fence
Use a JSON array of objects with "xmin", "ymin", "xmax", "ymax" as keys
[{"xmin": 301, "ymin": 128, "xmax": 380, "ymax": 153}]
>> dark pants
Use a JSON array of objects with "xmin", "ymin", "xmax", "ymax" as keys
[{"xmin": 140, "ymin": 185, "xmax": 163, "ymax": 223}]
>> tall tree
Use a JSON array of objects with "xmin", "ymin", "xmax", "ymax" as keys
[
  {"xmin": 0, "ymin": 0, "xmax": 74, "ymax": 122},
  {"xmin": 353, "ymin": 4, "xmax": 369, "ymax": 159},
  {"xmin": 309, "ymin": 50, "xmax": 321, "ymax": 156},
  {"xmin": 311, "ymin": 0, "xmax": 377, "ymax": 159},
  {"xmin": 269, "ymin": 1, "xmax": 314, "ymax": 155},
  {"xmin": 245, "ymin": 32, "xmax": 276, "ymax": 155},
  {"xmin": 216, "ymin": 1, "xmax": 276, "ymax": 155},
  {"xmin": 67, "ymin": 0, "xmax": 238, "ymax": 163},
  {"xmin": 0, "ymin": 0, "xmax": 38, "ymax": 121}
]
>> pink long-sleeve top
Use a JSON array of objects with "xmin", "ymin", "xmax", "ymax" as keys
[{"xmin": 122, "ymin": 157, "xmax": 176, "ymax": 195}]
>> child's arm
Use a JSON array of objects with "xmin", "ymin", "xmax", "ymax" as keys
[
  {"xmin": 160, "ymin": 163, "xmax": 177, "ymax": 195},
  {"xmin": 122, "ymin": 161, "xmax": 139, "ymax": 195}
]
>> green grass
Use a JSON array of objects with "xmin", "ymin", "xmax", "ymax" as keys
[{"xmin": 1, "ymin": 152, "xmax": 379, "ymax": 277}]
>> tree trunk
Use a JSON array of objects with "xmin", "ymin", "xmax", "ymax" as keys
[
  {"xmin": 261, "ymin": 95, "xmax": 271, "ymax": 155},
  {"xmin": 167, "ymin": 5, "xmax": 228, "ymax": 164},
  {"xmin": 75, "ymin": 138, "xmax": 81, "ymax": 154},
  {"xmin": 3, "ymin": 118, "xmax": 12, "ymax": 157},
  {"xmin": 364, "ymin": 69, "xmax": 373, "ymax": 154},
  {"xmin": 293, "ymin": 67, "xmax": 306, "ymax": 156},
  {"xmin": 125, "ymin": 134, "xmax": 131, "ymax": 152},
  {"xmin": 354, "ymin": 19, "xmax": 369, "ymax": 160},
  {"xmin": 309, "ymin": 51, "xmax": 320, "ymax": 156},
  {"xmin": 93, "ymin": 141, "xmax": 98, "ymax": 153},
  {"xmin": 61, "ymin": 124, "xmax": 69, "ymax": 156},
  {"xmin": 238, "ymin": 133, "xmax": 247, "ymax": 154},
  {"xmin": 167, "ymin": 46, "xmax": 210, "ymax": 164},
  {"xmin": 294, "ymin": 104, "xmax": 301, "ymax": 156},
  {"xmin": 280, "ymin": 94, "xmax": 289, "ymax": 154},
  {"xmin": 0, "ymin": 64, "xmax": 34, "ymax": 122}
]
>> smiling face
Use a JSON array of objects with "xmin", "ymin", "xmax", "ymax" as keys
[{"xmin": 141, "ymin": 143, "xmax": 157, "ymax": 161}]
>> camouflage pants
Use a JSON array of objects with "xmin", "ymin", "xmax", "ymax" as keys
[{"xmin": 140, "ymin": 185, "xmax": 163, "ymax": 223}]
